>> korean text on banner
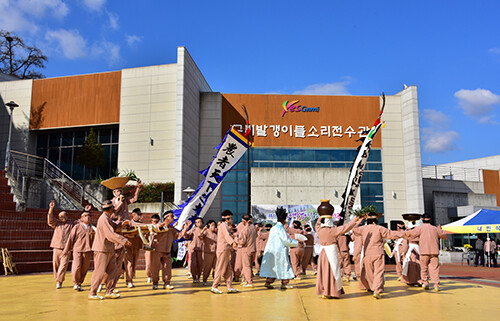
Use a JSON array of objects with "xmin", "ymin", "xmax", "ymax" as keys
[{"xmin": 173, "ymin": 126, "xmax": 252, "ymax": 230}]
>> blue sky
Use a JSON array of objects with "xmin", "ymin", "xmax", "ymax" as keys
[{"xmin": 1, "ymin": 0, "xmax": 499, "ymax": 166}]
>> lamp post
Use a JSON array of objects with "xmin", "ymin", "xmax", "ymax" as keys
[{"xmin": 4, "ymin": 100, "xmax": 19, "ymax": 170}]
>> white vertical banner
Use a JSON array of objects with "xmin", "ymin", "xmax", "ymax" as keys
[{"xmin": 173, "ymin": 126, "xmax": 252, "ymax": 230}]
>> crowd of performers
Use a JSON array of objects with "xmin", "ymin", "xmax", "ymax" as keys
[{"xmin": 47, "ymin": 187, "xmax": 448, "ymax": 300}]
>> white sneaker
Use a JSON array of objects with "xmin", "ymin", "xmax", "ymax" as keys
[
  {"xmin": 147, "ymin": 278, "xmax": 152, "ymax": 284},
  {"xmin": 127, "ymin": 282, "xmax": 134, "ymax": 288},
  {"xmin": 77, "ymin": 285, "xmax": 83, "ymax": 291},
  {"xmin": 227, "ymin": 288, "xmax": 240, "ymax": 293},
  {"xmin": 152, "ymin": 285, "xmax": 158, "ymax": 290},
  {"xmin": 210, "ymin": 287, "xmax": 223, "ymax": 294},
  {"xmin": 97, "ymin": 284, "xmax": 103, "ymax": 293},
  {"xmin": 113, "ymin": 289, "xmax": 119, "ymax": 293},
  {"xmin": 88, "ymin": 295, "xmax": 104, "ymax": 300},
  {"xmin": 242, "ymin": 283, "xmax": 255, "ymax": 288},
  {"xmin": 164, "ymin": 284, "xmax": 174, "ymax": 290},
  {"xmin": 73, "ymin": 285, "xmax": 79, "ymax": 290},
  {"xmin": 56, "ymin": 283, "xmax": 62, "ymax": 289}
]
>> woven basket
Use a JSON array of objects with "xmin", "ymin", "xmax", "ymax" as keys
[{"xmin": 101, "ymin": 177, "xmax": 130, "ymax": 190}]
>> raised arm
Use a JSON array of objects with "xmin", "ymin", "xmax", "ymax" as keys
[
  {"xmin": 277, "ymin": 225, "xmax": 299, "ymax": 248},
  {"xmin": 127, "ymin": 179, "xmax": 143, "ymax": 204},
  {"xmin": 437, "ymin": 225, "xmax": 448, "ymax": 240},
  {"xmin": 47, "ymin": 200, "xmax": 59, "ymax": 229},
  {"xmin": 332, "ymin": 218, "xmax": 359, "ymax": 237}
]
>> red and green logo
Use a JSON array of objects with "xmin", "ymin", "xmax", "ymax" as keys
[{"xmin": 282, "ymin": 100, "xmax": 319, "ymax": 117}]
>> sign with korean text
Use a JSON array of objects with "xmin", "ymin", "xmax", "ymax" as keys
[{"xmin": 222, "ymin": 94, "xmax": 381, "ymax": 148}]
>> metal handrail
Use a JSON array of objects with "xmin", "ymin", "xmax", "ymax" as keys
[
  {"xmin": 7, "ymin": 150, "xmax": 101, "ymax": 209},
  {"xmin": 422, "ymin": 164, "xmax": 482, "ymax": 182}
]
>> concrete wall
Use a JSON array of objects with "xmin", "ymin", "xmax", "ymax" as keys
[
  {"xmin": 438, "ymin": 155, "xmax": 500, "ymax": 171},
  {"xmin": 423, "ymin": 177, "xmax": 497, "ymax": 224},
  {"xmin": 251, "ymin": 167, "xmax": 360, "ymax": 207},
  {"xmin": 380, "ymin": 94, "xmax": 408, "ymax": 221},
  {"xmin": 174, "ymin": 47, "xmax": 212, "ymax": 203},
  {"xmin": 198, "ymin": 92, "xmax": 222, "ymax": 222},
  {"xmin": 381, "ymin": 87, "xmax": 424, "ymax": 223},
  {"xmin": 117, "ymin": 64, "xmax": 177, "ymax": 184},
  {"xmin": 0, "ymin": 79, "xmax": 34, "ymax": 164}
]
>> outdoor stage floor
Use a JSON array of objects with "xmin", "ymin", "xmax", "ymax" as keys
[{"xmin": 2, "ymin": 266, "xmax": 499, "ymax": 321}]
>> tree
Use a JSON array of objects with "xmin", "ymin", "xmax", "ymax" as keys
[
  {"xmin": 76, "ymin": 129, "xmax": 105, "ymax": 179},
  {"xmin": 0, "ymin": 30, "xmax": 48, "ymax": 79}
]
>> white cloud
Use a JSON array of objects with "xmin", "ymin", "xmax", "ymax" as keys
[
  {"xmin": 126, "ymin": 35, "xmax": 142, "ymax": 47},
  {"xmin": 293, "ymin": 80, "xmax": 351, "ymax": 95},
  {"xmin": 45, "ymin": 29, "xmax": 87, "ymax": 59},
  {"xmin": 107, "ymin": 11, "xmax": 119, "ymax": 30},
  {"xmin": 421, "ymin": 108, "xmax": 460, "ymax": 154},
  {"xmin": 17, "ymin": 0, "xmax": 69, "ymax": 19},
  {"xmin": 422, "ymin": 127, "xmax": 459, "ymax": 153},
  {"xmin": 0, "ymin": 1, "xmax": 38, "ymax": 32},
  {"xmin": 454, "ymin": 88, "xmax": 500, "ymax": 116},
  {"xmin": 83, "ymin": 0, "xmax": 106, "ymax": 11},
  {"xmin": 91, "ymin": 41, "xmax": 121, "ymax": 66},
  {"xmin": 489, "ymin": 48, "xmax": 500, "ymax": 55},
  {"xmin": 422, "ymin": 109, "xmax": 448, "ymax": 126}
]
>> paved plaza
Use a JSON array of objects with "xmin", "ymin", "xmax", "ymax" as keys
[{"xmin": 2, "ymin": 264, "xmax": 498, "ymax": 321}]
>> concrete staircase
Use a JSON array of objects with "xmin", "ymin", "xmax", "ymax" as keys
[{"xmin": 0, "ymin": 170, "xmax": 154, "ymax": 274}]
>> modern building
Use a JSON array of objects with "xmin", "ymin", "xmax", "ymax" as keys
[{"xmin": 1, "ymin": 47, "xmax": 499, "ymax": 227}]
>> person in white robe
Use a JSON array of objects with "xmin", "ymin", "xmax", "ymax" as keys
[{"xmin": 260, "ymin": 207, "xmax": 299, "ymax": 289}]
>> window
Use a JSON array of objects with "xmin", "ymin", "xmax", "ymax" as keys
[{"xmin": 35, "ymin": 125, "xmax": 119, "ymax": 180}]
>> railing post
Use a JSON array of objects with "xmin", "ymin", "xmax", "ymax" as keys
[
  {"xmin": 22, "ymin": 176, "xmax": 25, "ymax": 201},
  {"xmin": 434, "ymin": 165, "xmax": 437, "ymax": 179}
]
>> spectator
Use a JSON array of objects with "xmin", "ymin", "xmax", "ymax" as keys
[{"xmin": 474, "ymin": 236, "xmax": 484, "ymax": 267}]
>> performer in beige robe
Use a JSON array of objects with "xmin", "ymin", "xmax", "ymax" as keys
[
  {"xmin": 150, "ymin": 211, "xmax": 189, "ymax": 290},
  {"xmin": 405, "ymin": 213, "xmax": 448, "ymax": 291},
  {"xmin": 111, "ymin": 181, "xmax": 142, "ymax": 283},
  {"xmin": 47, "ymin": 200, "xmax": 73, "ymax": 289},
  {"xmin": 238, "ymin": 214, "xmax": 257, "ymax": 287},
  {"xmin": 301, "ymin": 225, "xmax": 315, "ymax": 275},
  {"xmin": 124, "ymin": 208, "xmax": 145, "ymax": 288},
  {"xmin": 288, "ymin": 220, "xmax": 306, "ymax": 279},
  {"xmin": 353, "ymin": 213, "xmax": 403, "ymax": 299},
  {"xmin": 256, "ymin": 224, "xmax": 271, "ymax": 275},
  {"xmin": 145, "ymin": 214, "xmax": 160, "ymax": 283},
  {"xmin": 233, "ymin": 221, "xmax": 245, "ymax": 283},
  {"xmin": 337, "ymin": 233, "xmax": 351, "ymax": 281},
  {"xmin": 351, "ymin": 232, "xmax": 362, "ymax": 280},
  {"xmin": 62, "ymin": 205, "xmax": 93, "ymax": 291},
  {"xmin": 184, "ymin": 217, "xmax": 204, "ymax": 283},
  {"xmin": 401, "ymin": 232, "xmax": 421, "ymax": 286},
  {"xmin": 315, "ymin": 217, "xmax": 360, "ymax": 299},
  {"xmin": 201, "ymin": 220, "xmax": 217, "ymax": 285},
  {"xmin": 89, "ymin": 200, "xmax": 131, "ymax": 300},
  {"xmin": 211, "ymin": 210, "xmax": 239, "ymax": 294},
  {"xmin": 393, "ymin": 222, "xmax": 406, "ymax": 281}
]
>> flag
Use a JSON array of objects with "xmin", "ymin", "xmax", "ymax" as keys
[
  {"xmin": 339, "ymin": 94, "xmax": 385, "ymax": 220},
  {"xmin": 173, "ymin": 126, "xmax": 252, "ymax": 230}
]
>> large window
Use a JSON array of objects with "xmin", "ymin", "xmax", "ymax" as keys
[
  {"xmin": 35, "ymin": 125, "xmax": 119, "ymax": 180},
  {"xmin": 222, "ymin": 148, "xmax": 384, "ymax": 221}
]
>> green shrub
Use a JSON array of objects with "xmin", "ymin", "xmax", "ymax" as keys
[{"xmin": 122, "ymin": 182, "xmax": 174, "ymax": 203}]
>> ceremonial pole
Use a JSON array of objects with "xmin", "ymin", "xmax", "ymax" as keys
[{"xmin": 241, "ymin": 104, "xmax": 253, "ymax": 216}]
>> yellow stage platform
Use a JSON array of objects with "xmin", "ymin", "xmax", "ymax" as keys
[{"xmin": 2, "ymin": 268, "xmax": 498, "ymax": 321}]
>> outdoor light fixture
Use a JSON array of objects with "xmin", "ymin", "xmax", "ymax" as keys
[
  {"xmin": 183, "ymin": 186, "xmax": 195, "ymax": 199},
  {"xmin": 275, "ymin": 189, "xmax": 281, "ymax": 198},
  {"xmin": 150, "ymin": 137, "xmax": 154, "ymax": 146},
  {"xmin": 392, "ymin": 191, "xmax": 397, "ymax": 199}
]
